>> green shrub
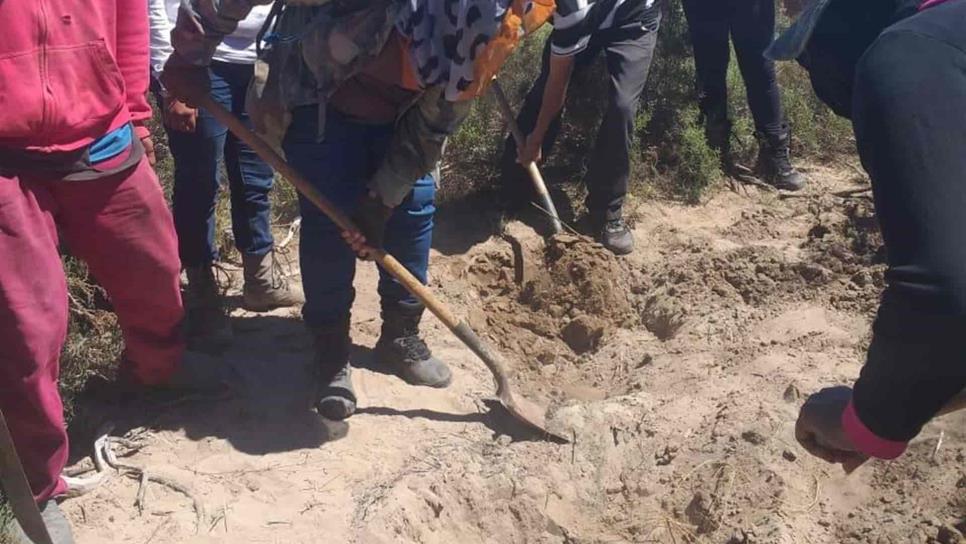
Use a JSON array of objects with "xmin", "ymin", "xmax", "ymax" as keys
[{"xmin": 443, "ymin": 1, "xmax": 854, "ymax": 206}]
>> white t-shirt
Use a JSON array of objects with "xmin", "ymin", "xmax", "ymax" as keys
[{"xmin": 148, "ymin": 0, "xmax": 272, "ymax": 76}]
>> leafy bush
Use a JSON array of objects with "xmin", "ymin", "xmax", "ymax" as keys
[{"xmin": 443, "ymin": 1, "xmax": 854, "ymax": 206}]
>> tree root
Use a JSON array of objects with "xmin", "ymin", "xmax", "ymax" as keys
[{"xmin": 61, "ymin": 423, "xmax": 206, "ymax": 533}]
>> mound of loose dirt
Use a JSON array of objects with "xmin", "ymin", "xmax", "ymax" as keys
[
  {"xmin": 522, "ymin": 234, "xmax": 634, "ymax": 330},
  {"xmin": 466, "ymin": 228, "xmax": 635, "ymax": 359},
  {"xmin": 457, "ymin": 226, "xmax": 641, "ymax": 402}
]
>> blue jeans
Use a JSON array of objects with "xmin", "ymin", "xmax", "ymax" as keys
[
  {"xmin": 165, "ymin": 61, "xmax": 275, "ymax": 267},
  {"xmin": 282, "ymin": 106, "xmax": 436, "ymax": 328}
]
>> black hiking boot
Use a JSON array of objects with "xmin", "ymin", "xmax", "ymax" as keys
[
  {"xmin": 184, "ymin": 265, "xmax": 233, "ymax": 353},
  {"xmin": 106, "ymin": 349, "xmax": 238, "ymax": 406},
  {"xmin": 375, "ymin": 301, "xmax": 452, "ymax": 388},
  {"xmin": 755, "ymin": 125, "xmax": 806, "ymax": 191},
  {"xmin": 597, "ymin": 217, "xmax": 634, "ymax": 256},
  {"xmin": 704, "ymin": 112, "xmax": 734, "ymax": 171},
  {"xmin": 313, "ymin": 317, "xmax": 356, "ymax": 420},
  {"xmin": 6, "ymin": 500, "xmax": 74, "ymax": 544}
]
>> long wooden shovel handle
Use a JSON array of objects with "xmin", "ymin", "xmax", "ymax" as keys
[
  {"xmin": 490, "ymin": 81, "xmax": 564, "ymax": 234},
  {"xmin": 194, "ymin": 95, "xmax": 513, "ymax": 393},
  {"xmin": 0, "ymin": 409, "xmax": 54, "ymax": 544}
]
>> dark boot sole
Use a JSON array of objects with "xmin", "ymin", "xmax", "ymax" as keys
[
  {"xmin": 242, "ymin": 295, "xmax": 303, "ymax": 313},
  {"xmin": 402, "ymin": 371, "xmax": 454, "ymax": 389},
  {"xmin": 317, "ymin": 397, "xmax": 356, "ymax": 420}
]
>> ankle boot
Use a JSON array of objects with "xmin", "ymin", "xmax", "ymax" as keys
[
  {"xmin": 704, "ymin": 112, "xmax": 733, "ymax": 169},
  {"xmin": 755, "ymin": 125, "xmax": 806, "ymax": 191},
  {"xmin": 312, "ymin": 317, "xmax": 356, "ymax": 420},
  {"xmin": 375, "ymin": 301, "xmax": 452, "ymax": 388},
  {"xmin": 184, "ymin": 265, "xmax": 233, "ymax": 353},
  {"xmin": 242, "ymin": 251, "xmax": 304, "ymax": 312}
]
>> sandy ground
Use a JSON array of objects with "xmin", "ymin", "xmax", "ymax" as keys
[{"xmin": 62, "ymin": 165, "xmax": 965, "ymax": 543}]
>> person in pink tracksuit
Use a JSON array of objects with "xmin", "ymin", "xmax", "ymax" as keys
[{"xmin": 0, "ymin": 1, "xmax": 227, "ymax": 541}]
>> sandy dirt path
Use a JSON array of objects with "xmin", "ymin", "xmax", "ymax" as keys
[{"xmin": 63, "ymin": 165, "xmax": 965, "ymax": 543}]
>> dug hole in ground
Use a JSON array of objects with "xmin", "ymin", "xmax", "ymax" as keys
[{"xmin": 61, "ymin": 164, "xmax": 964, "ymax": 544}]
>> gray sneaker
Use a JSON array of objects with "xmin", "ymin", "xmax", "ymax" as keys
[
  {"xmin": 375, "ymin": 301, "xmax": 452, "ymax": 388},
  {"xmin": 598, "ymin": 218, "xmax": 634, "ymax": 255}
]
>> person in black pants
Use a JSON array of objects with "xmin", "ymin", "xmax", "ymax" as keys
[
  {"xmin": 769, "ymin": 0, "xmax": 966, "ymax": 466},
  {"xmin": 683, "ymin": 0, "xmax": 805, "ymax": 190},
  {"xmin": 500, "ymin": 0, "xmax": 662, "ymax": 255}
]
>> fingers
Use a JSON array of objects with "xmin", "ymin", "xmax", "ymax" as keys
[
  {"xmin": 141, "ymin": 137, "xmax": 157, "ymax": 167},
  {"xmin": 340, "ymin": 229, "xmax": 375, "ymax": 260}
]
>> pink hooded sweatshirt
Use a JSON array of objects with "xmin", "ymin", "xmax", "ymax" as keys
[{"xmin": 0, "ymin": 0, "xmax": 152, "ymax": 153}]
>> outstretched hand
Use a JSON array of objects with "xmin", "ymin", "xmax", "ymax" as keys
[{"xmin": 795, "ymin": 386, "xmax": 868, "ymax": 471}]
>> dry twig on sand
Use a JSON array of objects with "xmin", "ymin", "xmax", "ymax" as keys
[{"xmin": 61, "ymin": 424, "xmax": 207, "ymax": 533}]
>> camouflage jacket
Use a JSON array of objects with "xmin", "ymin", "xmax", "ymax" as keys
[{"xmin": 172, "ymin": 0, "xmax": 510, "ymax": 206}]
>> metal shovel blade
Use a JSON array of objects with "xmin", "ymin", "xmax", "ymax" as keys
[{"xmin": 453, "ymin": 323, "xmax": 568, "ymax": 442}]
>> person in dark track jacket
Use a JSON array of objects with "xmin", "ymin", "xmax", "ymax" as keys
[{"xmin": 771, "ymin": 0, "xmax": 966, "ymax": 466}]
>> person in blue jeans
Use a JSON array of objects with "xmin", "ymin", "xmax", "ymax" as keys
[
  {"xmin": 160, "ymin": 1, "xmax": 550, "ymax": 420},
  {"xmin": 283, "ymin": 104, "xmax": 452, "ymax": 420},
  {"xmin": 150, "ymin": 2, "xmax": 302, "ymax": 352}
]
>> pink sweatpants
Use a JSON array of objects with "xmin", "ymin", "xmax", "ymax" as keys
[{"xmin": 0, "ymin": 157, "xmax": 185, "ymax": 502}]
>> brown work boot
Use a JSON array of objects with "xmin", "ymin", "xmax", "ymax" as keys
[
  {"xmin": 312, "ymin": 316, "xmax": 356, "ymax": 421},
  {"xmin": 184, "ymin": 265, "xmax": 233, "ymax": 353},
  {"xmin": 242, "ymin": 251, "xmax": 304, "ymax": 312}
]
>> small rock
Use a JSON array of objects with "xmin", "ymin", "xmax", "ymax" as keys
[
  {"xmin": 938, "ymin": 525, "xmax": 965, "ymax": 544},
  {"xmin": 741, "ymin": 430, "xmax": 767, "ymax": 446},
  {"xmin": 783, "ymin": 383, "xmax": 801, "ymax": 402},
  {"xmin": 637, "ymin": 353, "xmax": 654, "ymax": 368},
  {"xmin": 851, "ymin": 270, "xmax": 871, "ymax": 287},
  {"xmin": 782, "ymin": 450, "xmax": 797, "ymax": 462},
  {"xmin": 655, "ymin": 445, "xmax": 678, "ymax": 466},
  {"xmin": 561, "ymin": 314, "xmax": 606, "ymax": 354},
  {"xmin": 685, "ymin": 491, "xmax": 719, "ymax": 534},
  {"xmin": 548, "ymin": 304, "xmax": 566, "ymax": 318}
]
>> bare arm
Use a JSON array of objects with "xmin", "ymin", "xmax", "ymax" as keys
[{"xmin": 518, "ymin": 53, "xmax": 575, "ymax": 164}]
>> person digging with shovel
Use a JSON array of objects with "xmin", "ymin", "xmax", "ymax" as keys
[
  {"xmin": 769, "ymin": 0, "xmax": 966, "ymax": 469},
  {"xmin": 499, "ymin": 0, "xmax": 663, "ymax": 255},
  {"xmin": 163, "ymin": 0, "xmax": 554, "ymax": 421},
  {"xmin": 0, "ymin": 1, "xmax": 235, "ymax": 542}
]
